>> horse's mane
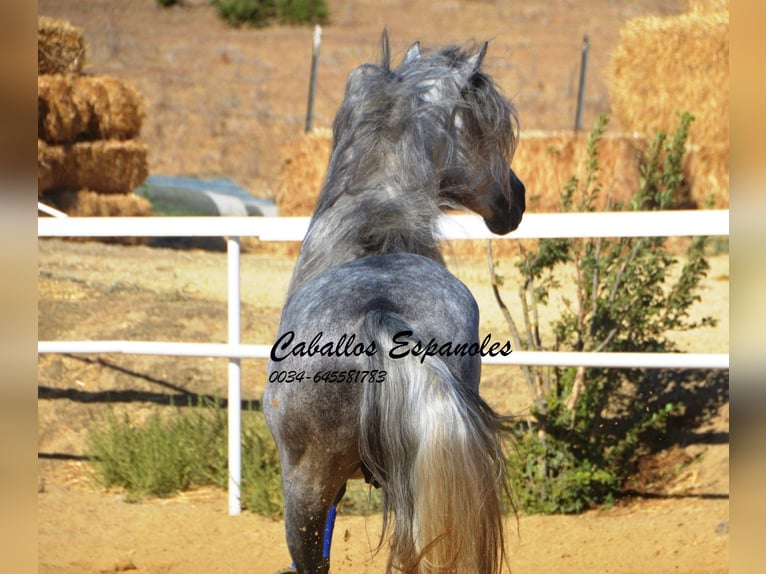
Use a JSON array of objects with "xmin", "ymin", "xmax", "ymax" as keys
[{"xmin": 287, "ymin": 36, "xmax": 517, "ymax": 295}]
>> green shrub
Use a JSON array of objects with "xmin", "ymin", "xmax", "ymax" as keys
[
  {"xmin": 87, "ymin": 398, "xmax": 380, "ymax": 516},
  {"xmin": 87, "ymin": 399, "xmax": 279, "ymax": 514},
  {"xmin": 492, "ymin": 112, "xmax": 718, "ymax": 514},
  {"xmin": 213, "ymin": 0, "xmax": 329, "ymax": 27}
]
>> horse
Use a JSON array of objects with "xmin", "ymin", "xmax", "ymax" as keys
[{"xmin": 264, "ymin": 32, "xmax": 526, "ymax": 574}]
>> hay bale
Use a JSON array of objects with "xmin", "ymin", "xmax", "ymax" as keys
[
  {"xmin": 609, "ymin": 11, "xmax": 729, "ymax": 147},
  {"xmin": 38, "ymin": 16, "xmax": 86, "ymax": 75},
  {"xmin": 275, "ymin": 129, "xmax": 651, "ymax": 214},
  {"xmin": 513, "ymin": 131, "xmax": 579, "ymax": 212},
  {"xmin": 684, "ymin": 143, "xmax": 729, "ymax": 208},
  {"xmin": 686, "ymin": 0, "xmax": 728, "ymax": 13},
  {"xmin": 46, "ymin": 189, "xmax": 153, "ymax": 217},
  {"xmin": 38, "ymin": 139, "xmax": 64, "ymax": 195},
  {"xmin": 38, "ymin": 75, "xmax": 89, "ymax": 144},
  {"xmin": 275, "ymin": 128, "xmax": 332, "ymax": 216},
  {"xmin": 512, "ymin": 131, "xmax": 646, "ymax": 212},
  {"xmin": 43, "ymin": 189, "xmax": 152, "ymax": 245},
  {"xmin": 38, "ymin": 75, "xmax": 145, "ymax": 143},
  {"xmin": 610, "ymin": 10, "xmax": 729, "ymax": 208},
  {"xmin": 445, "ymin": 131, "xmax": 646, "ymax": 259},
  {"xmin": 273, "ymin": 126, "xmax": 723, "ymax": 216},
  {"xmin": 38, "ymin": 139, "xmax": 148, "ymax": 195}
]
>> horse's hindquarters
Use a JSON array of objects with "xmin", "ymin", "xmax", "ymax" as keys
[
  {"xmin": 265, "ymin": 253, "xmax": 488, "ymax": 573},
  {"xmin": 265, "ymin": 253, "xmax": 482, "ymax": 467}
]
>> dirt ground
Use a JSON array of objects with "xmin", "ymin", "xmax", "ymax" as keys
[
  {"xmin": 37, "ymin": 1, "xmax": 729, "ymax": 573},
  {"xmin": 38, "ymin": 239, "xmax": 729, "ymax": 574}
]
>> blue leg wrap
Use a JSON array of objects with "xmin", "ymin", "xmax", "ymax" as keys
[
  {"xmin": 286, "ymin": 504, "xmax": 337, "ymax": 571},
  {"xmin": 322, "ymin": 504, "xmax": 338, "ymax": 560}
]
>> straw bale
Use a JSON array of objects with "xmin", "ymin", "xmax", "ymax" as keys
[
  {"xmin": 686, "ymin": 0, "xmax": 728, "ymax": 13},
  {"xmin": 610, "ymin": 11, "xmax": 729, "ymax": 207},
  {"xmin": 276, "ymin": 129, "xmax": 649, "ymax": 215},
  {"xmin": 684, "ymin": 143, "xmax": 729, "ymax": 208},
  {"xmin": 46, "ymin": 189, "xmax": 153, "ymax": 217},
  {"xmin": 38, "ymin": 75, "xmax": 145, "ymax": 144},
  {"xmin": 512, "ymin": 130, "xmax": 646, "ymax": 212},
  {"xmin": 75, "ymin": 77, "xmax": 145, "ymax": 140},
  {"xmin": 38, "ymin": 139, "xmax": 148, "ymax": 195},
  {"xmin": 275, "ymin": 128, "xmax": 332, "ymax": 216},
  {"xmin": 38, "ymin": 75, "xmax": 89, "ymax": 144},
  {"xmin": 38, "ymin": 139, "xmax": 64, "ymax": 196},
  {"xmin": 609, "ymin": 11, "xmax": 729, "ymax": 148},
  {"xmin": 43, "ymin": 189, "xmax": 152, "ymax": 245},
  {"xmin": 272, "ymin": 126, "xmax": 721, "ymax": 214},
  {"xmin": 38, "ymin": 16, "xmax": 86, "ymax": 75}
]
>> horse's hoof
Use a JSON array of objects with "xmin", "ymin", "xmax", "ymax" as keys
[{"xmin": 273, "ymin": 568, "xmax": 298, "ymax": 574}]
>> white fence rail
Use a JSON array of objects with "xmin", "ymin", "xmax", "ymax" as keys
[
  {"xmin": 37, "ymin": 209, "xmax": 730, "ymax": 514},
  {"xmin": 38, "ymin": 210, "xmax": 730, "ymax": 239}
]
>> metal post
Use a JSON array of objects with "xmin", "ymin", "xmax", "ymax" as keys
[
  {"xmin": 227, "ymin": 236, "xmax": 242, "ymax": 516},
  {"xmin": 305, "ymin": 25, "xmax": 322, "ymax": 133},
  {"xmin": 574, "ymin": 35, "xmax": 589, "ymax": 132}
]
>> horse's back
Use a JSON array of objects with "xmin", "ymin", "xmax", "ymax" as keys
[
  {"xmin": 264, "ymin": 253, "xmax": 481, "ymax": 458},
  {"xmin": 276, "ymin": 252, "xmax": 480, "ymax": 376}
]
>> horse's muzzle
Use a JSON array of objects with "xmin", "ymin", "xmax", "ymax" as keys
[
  {"xmin": 508, "ymin": 168, "xmax": 526, "ymax": 230},
  {"xmin": 484, "ymin": 169, "xmax": 526, "ymax": 235}
]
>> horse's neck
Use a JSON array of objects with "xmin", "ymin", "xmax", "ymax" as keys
[{"xmin": 287, "ymin": 186, "xmax": 444, "ymax": 295}]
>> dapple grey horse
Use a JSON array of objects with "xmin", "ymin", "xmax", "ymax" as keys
[{"xmin": 265, "ymin": 33, "xmax": 525, "ymax": 574}]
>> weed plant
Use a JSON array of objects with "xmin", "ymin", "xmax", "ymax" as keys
[{"xmin": 87, "ymin": 398, "xmax": 380, "ymax": 516}]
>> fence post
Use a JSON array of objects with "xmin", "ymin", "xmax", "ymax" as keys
[
  {"xmin": 305, "ymin": 25, "xmax": 322, "ymax": 133},
  {"xmin": 227, "ymin": 236, "xmax": 242, "ymax": 516},
  {"xmin": 574, "ymin": 35, "xmax": 589, "ymax": 132}
]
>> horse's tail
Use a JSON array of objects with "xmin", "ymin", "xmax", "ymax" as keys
[{"xmin": 360, "ymin": 309, "xmax": 512, "ymax": 574}]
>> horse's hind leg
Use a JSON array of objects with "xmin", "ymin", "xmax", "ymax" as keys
[
  {"xmin": 321, "ymin": 483, "xmax": 346, "ymax": 561},
  {"xmin": 282, "ymin": 473, "xmax": 347, "ymax": 574}
]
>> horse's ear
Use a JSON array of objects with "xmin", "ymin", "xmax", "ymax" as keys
[
  {"xmin": 404, "ymin": 41, "xmax": 421, "ymax": 65},
  {"xmin": 380, "ymin": 29, "xmax": 391, "ymax": 70},
  {"xmin": 459, "ymin": 42, "xmax": 488, "ymax": 85},
  {"xmin": 467, "ymin": 42, "xmax": 488, "ymax": 73}
]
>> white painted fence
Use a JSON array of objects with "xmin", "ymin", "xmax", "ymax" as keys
[{"xmin": 37, "ymin": 209, "xmax": 730, "ymax": 514}]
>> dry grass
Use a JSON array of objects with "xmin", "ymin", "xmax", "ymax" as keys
[
  {"xmin": 38, "ymin": 15, "xmax": 86, "ymax": 75},
  {"xmin": 38, "ymin": 75, "xmax": 145, "ymax": 143}
]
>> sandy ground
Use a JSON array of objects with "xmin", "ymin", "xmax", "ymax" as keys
[
  {"xmin": 37, "ymin": 1, "xmax": 729, "ymax": 572},
  {"xmin": 39, "ymin": 478, "xmax": 729, "ymax": 574},
  {"xmin": 38, "ymin": 239, "xmax": 729, "ymax": 574}
]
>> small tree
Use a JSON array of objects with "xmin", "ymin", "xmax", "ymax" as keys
[{"xmin": 491, "ymin": 113, "xmax": 717, "ymax": 513}]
